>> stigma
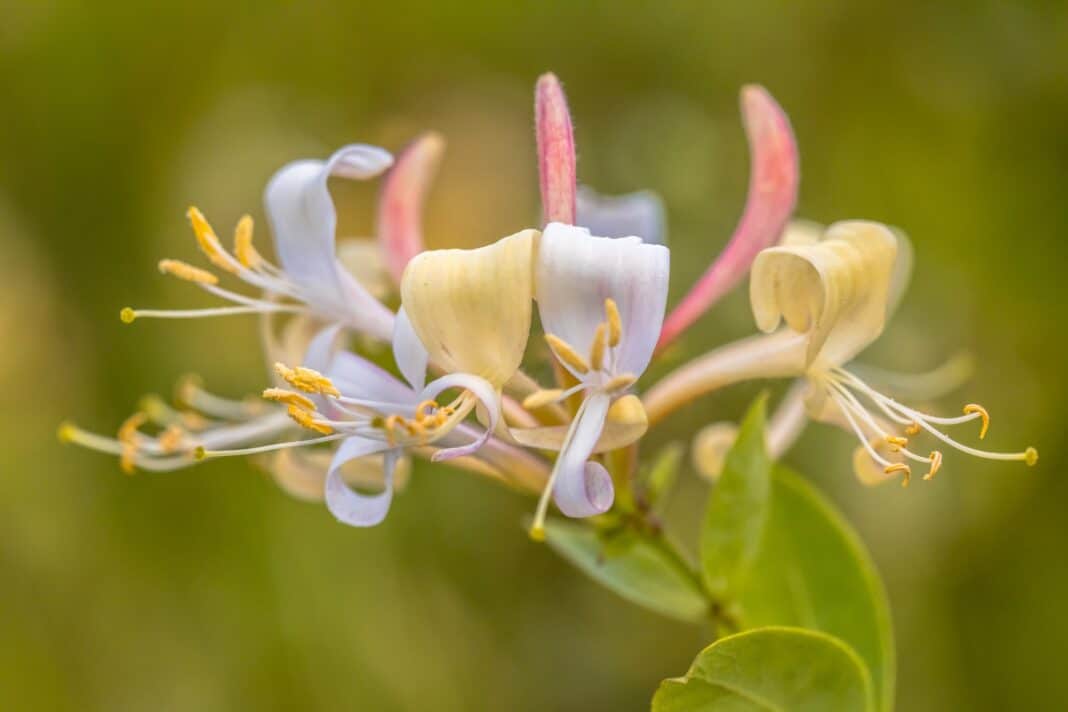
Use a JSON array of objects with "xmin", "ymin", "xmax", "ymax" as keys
[{"xmin": 815, "ymin": 366, "xmax": 1037, "ymax": 487}]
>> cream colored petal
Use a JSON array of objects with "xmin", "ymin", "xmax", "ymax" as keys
[
  {"xmin": 750, "ymin": 220, "xmax": 899, "ymax": 368},
  {"xmin": 400, "ymin": 229, "xmax": 537, "ymax": 388},
  {"xmin": 509, "ymin": 394, "xmax": 647, "ymax": 453}
]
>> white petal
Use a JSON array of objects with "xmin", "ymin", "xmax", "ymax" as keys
[
  {"xmin": 324, "ymin": 436, "xmax": 398, "ymax": 527},
  {"xmin": 392, "ymin": 307, "xmax": 428, "ymax": 392},
  {"xmin": 536, "ymin": 222, "xmax": 669, "ymax": 377},
  {"xmin": 576, "ymin": 186, "xmax": 666, "ymax": 245},
  {"xmin": 418, "ymin": 372, "xmax": 500, "ymax": 461},
  {"xmin": 552, "ymin": 393, "xmax": 615, "ymax": 517},
  {"xmin": 264, "ymin": 145, "xmax": 395, "ymax": 339}
]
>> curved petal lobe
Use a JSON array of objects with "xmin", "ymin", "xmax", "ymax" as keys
[
  {"xmin": 324, "ymin": 436, "xmax": 397, "ymax": 527},
  {"xmin": 553, "ymin": 393, "xmax": 615, "ymax": 517}
]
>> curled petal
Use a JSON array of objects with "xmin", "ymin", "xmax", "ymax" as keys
[
  {"xmin": 537, "ymin": 223, "xmax": 669, "ymax": 377},
  {"xmin": 511, "ymin": 394, "xmax": 647, "ymax": 453},
  {"xmin": 324, "ymin": 437, "xmax": 397, "ymax": 527},
  {"xmin": 576, "ymin": 186, "xmax": 666, "ymax": 245},
  {"xmin": 658, "ymin": 85, "xmax": 799, "ymax": 351},
  {"xmin": 377, "ymin": 132, "xmax": 446, "ymax": 283},
  {"xmin": 265, "ymin": 145, "xmax": 395, "ymax": 339},
  {"xmin": 392, "ymin": 307, "xmax": 428, "ymax": 392},
  {"xmin": 535, "ymin": 72, "xmax": 577, "ymax": 225},
  {"xmin": 264, "ymin": 447, "xmax": 410, "ymax": 502},
  {"xmin": 750, "ymin": 220, "xmax": 898, "ymax": 367},
  {"xmin": 553, "ymin": 393, "xmax": 614, "ymax": 517},
  {"xmin": 401, "ymin": 229, "xmax": 536, "ymax": 388},
  {"xmin": 419, "ymin": 372, "xmax": 500, "ymax": 461}
]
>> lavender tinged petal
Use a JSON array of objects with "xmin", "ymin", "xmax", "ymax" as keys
[
  {"xmin": 324, "ymin": 436, "xmax": 397, "ymax": 527},
  {"xmin": 553, "ymin": 393, "xmax": 614, "ymax": 517}
]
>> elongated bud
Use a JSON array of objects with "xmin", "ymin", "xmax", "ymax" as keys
[
  {"xmin": 377, "ymin": 132, "xmax": 445, "ymax": 284},
  {"xmin": 535, "ymin": 72, "xmax": 576, "ymax": 225},
  {"xmin": 658, "ymin": 85, "xmax": 799, "ymax": 351}
]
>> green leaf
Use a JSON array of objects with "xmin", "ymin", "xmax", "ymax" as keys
[
  {"xmin": 652, "ymin": 626, "xmax": 874, "ymax": 712},
  {"xmin": 700, "ymin": 394, "xmax": 771, "ymax": 601},
  {"xmin": 737, "ymin": 467, "xmax": 895, "ymax": 712},
  {"xmin": 542, "ymin": 519, "xmax": 709, "ymax": 623}
]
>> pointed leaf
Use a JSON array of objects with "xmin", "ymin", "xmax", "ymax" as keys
[
  {"xmin": 700, "ymin": 394, "xmax": 772, "ymax": 600},
  {"xmin": 652, "ymin": 627, "xmax": 874, "ymax": 712},
  {"xmin": 739, "ymin": 466, "xmax": 895, "ymax": 712},
  {"xmin": 542, "ymin": 519, "xmax": 709, "ymax": 623}
]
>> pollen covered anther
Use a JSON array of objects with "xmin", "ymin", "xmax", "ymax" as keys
[
  {"xmin": 523, "ymin": 389, "xmax": 565, "ymax": 410},
  {"xmin": 589, "ymin": 323, "xmax": 607, "ymax": 371},
  {"xmin": 545, "ymin": 334, "xmax": 590, "ymax": 374},
  {"xmin": 924, "ymin": 450, "xmax": 943, "ymax": 481},
  {"xmin": 883, "ymin": 462, "xmax": 911, "ymax": 487},
  {"xmin": 602, "ymin": 373, "xmax": 638, "ymax": 392},
  {"xmin": 904, "ymin": 422, "xmax": 921, "ymax": 436},
  {"xmin": 233, "ymin": 215, "xmax": 262, "ymax": 268},
  {"xmin": 605, "ymin": 298, "xmax": 622, "ymax": 347},
  {"xmin": 963, "ymin": 404, "xmax": 990, "ymax": 439},
  {"xmin": 263, "ymin": 387, "xmax": 316, "ymax": 411},
  {"xmin": 885, "ymin": 435, "xmax": 908, "ymax": 452},
  {"xmin": 158, "ymin": 425, "xmax": 185, "ymax": 454},
  {"xmin": 186, "ymin": 206, "xmax": 238, "ymax": 274},
  {"xmin": 274, "ymin": 362, "xmax": 340, "ymax": 397},
  {"xmin": 286, "ymin": 404, "xmax": 332, "ymax": 435},
  {"xmin": 158, "ymin": 259, "xmax": 219, "ymax": 285}
]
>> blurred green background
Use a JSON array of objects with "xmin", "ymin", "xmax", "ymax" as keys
[{"xmin": 2, "ymin": 1, "xmax": 1065, "ymax": 709}]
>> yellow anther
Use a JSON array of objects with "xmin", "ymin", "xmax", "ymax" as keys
[
  {"xmin": 924, "ymin": 451, "xmax": 943, "ymax": 481},
  {"xmin": 883, "ymin": 462, "xmax": 911, "ymax": 487},
  {"xmin": 404, "ymin": 420, "xmax": 425, "ymax": 437},
  {"xmin": 186, "ymin": 206, "xmax": 237, "ymax": 273},
  {"xmin": 119, "ymin": 307, "xmax": 137, "ymax": 324},
  {"xmin": 589, "ymin": 323, "xmax": 607, "ymax": 371},
  {"xmin": 885, "ymin": 435, "xmax": 909, "ymax": 452},
  {"xmin": 963, "ymin": 404, "xmax": 990, "ymax": 439},
  {"xmin": 414, "ymin": 400, "xmax": 439, "ymax": 423},
  {"xmin": 120, "ymin": 445, "xmax": 137, "ymax": 475},
  {"xmin": 233, "ymin": 215, "xmax": 262, "ymax": 269},
  {"xmin": 118, "ymin": 411, "xmax": 148, "ymax": 444},
  {"xmin": 157, "ymin": 425, "xmax": 185, "ymax": 454},
  {"xmin": 522, "ymin": 389, "xmax": 565, "ymax": 410},
  {"xmin": 545, "ymin": 333, "xmax": 590, "ymax": 374},
  {"xmin": 274, "ymin": 362, "xmax": 340, "ymax": 397},
  {"xmin": 904, "ymin": 422, "xmax": 921, "ymax": 436},
  {"xmin": 602, "ymin": 373, "xmax": 638, "ymax": 392},
  {"xmin": 180, "ymin": 411, "xmax": 209, "ymax": 430},
  {"xmin": 286, "ymin": 404, "xmax": 333, "ymax": 434},
  {"xmin": 1025, "ymin": 447, "xmax": 1039, "ymax": 466},
  {"xmin": 158, "ymin": 259, "xmax": 219, "ymax": 285},
  {"xmin": 605, "ymin": 298, "xmax": 622, "ymax": 347},
  {"xmin": 383, "ymin": 414, "xmax": 405, "ymax": 445},
  {"xmin": 262, "ymin": 387, "xmax": 317, "ymax": 411}
]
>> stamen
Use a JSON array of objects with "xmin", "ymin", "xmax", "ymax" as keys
[
  {"xmin": 605, "ymin": 298, "xmax": 622, "ymax": 347},
  {"xmin": 187, "ymin": 206, "xmax": 239, "ymax": 273},
  {"xmin": 545, "ymin": 334, "xmax": 590, "ymax": 374},
  {"xmin": 523, "ymin": 389, "xmax": 565, "ymax": 410},
  {"xmin": 1025, "ymin": 447, "xmax": 1039, "ymax": 466},
  {"xmin": 589, "ymin": 323, "xmax": 607, "ymax": 371},
  {"xmin": 905, "ymin": 422, "xmax": 921, "ymax": 436},
  {"xmin": 274, "ymin": 363, "xmax": 341, "ymax": 397},
  {"xmin": 233, "ymin": 215, "xmax": 262, "ymax": 268},
  {"xmin": 157, "ymin": 425, "xmax": 185, "ymax": 454},
  {"xmin": 158, "ymin": 259, "xmax": 218, "ymax": 285},
  {"xmin": 286, "ymin": 404, "xmax": 333, "ymax": 435},
  {"xmin": 263, "ymin": 387, "xmax": 316, "ymax": 411},
  {"xmin": 963, "ymin": 404, "xmax": 990, "ymax": 439},
  {"xmin": 885, "ymin": 435, "xmax": 909, "ymax": 452},
  {"xmin": 121, "ymin": 304, "xmax": 301, "ymax": 321},
  {"xmin": 884, "ymin": 462, "xmax": 911, "ymax": 487},
  {"xmin": 602, "ymin": 373, "xmax": 637, "ymax": 392},
  {"xmin": 198, "ymin": 432, "xmax": 347, "ymax": 459},
  {"xmin": 414, "ymin": 400, "xmax": 439, "ymax": 423},
  {"xmin": 924, "ymin": 451, "xmax": 943, "ymax": 481},
  {"xmin": 118, "ymin": 412, "xmax": 148, "ymax": 444}
]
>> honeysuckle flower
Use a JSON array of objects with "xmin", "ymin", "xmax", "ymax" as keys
[
  {"xmin": 120, "ymin": 144, "xmax": 399, "ymax": 341},
  {"xmin": 525, "ymin": 222, "xmax": 669, "ymax": 537},
  {"xmin": 647, "ymin": 219, "xmax": 1037, "ymax": 487},
  {"xmin": 657, "ymin": 84, "xmax": 799, "ymax": 351}
]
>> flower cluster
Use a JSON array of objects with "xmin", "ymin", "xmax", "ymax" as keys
[{"xmin": 62, "ymin": 73, "xmax": 1036, "ymax": 535}]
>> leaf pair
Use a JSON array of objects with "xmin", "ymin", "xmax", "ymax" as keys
[{"xmin": 542, "ymin": 396, "xmax": 894, "ymax": 711}]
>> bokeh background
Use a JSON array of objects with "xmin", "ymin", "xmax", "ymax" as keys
[{"xmin": 2, "ymin": 1, "xmax": 1065, "ymax": 709}]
